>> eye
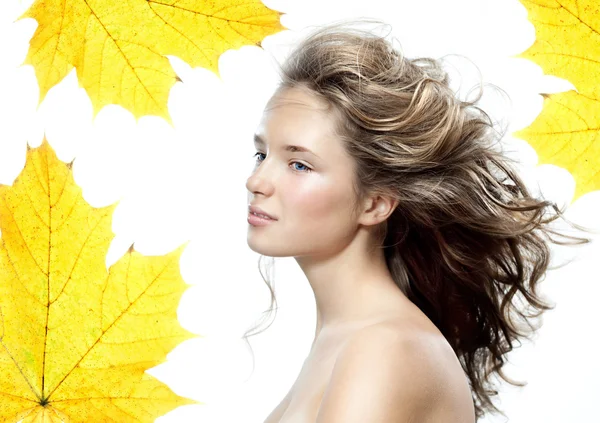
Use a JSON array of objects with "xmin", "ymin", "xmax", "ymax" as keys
[{"xmin": 253, "ymin": 152, "xmax": 312, "ymax": 173}]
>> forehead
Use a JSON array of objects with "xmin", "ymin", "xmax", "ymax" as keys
[
  {"xmin": 265, "ymin": 86, "xmax": 331, "ymax": 112},
  {"xmin": 256, "ymin": 87, "xmax": 342, "ymax": 150}
]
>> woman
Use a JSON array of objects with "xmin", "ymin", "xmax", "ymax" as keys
[{"xmin": 244, "ymin": 18, "xmax": 589, "ymax": 423}]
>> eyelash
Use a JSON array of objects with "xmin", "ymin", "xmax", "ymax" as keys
[{"xmin": 253, "ymin": 152, "xmax": 313, "ymax": 173}]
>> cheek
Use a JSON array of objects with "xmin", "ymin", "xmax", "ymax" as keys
[
  {"xmin": 292, "ymin": 182, "xmax": 337, "ymax": 217},
  {"xmin": 290, "ymin": 182, "xmax": 355, "ymax": 235}
]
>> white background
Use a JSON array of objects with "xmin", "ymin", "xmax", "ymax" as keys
[{"xmin": 1, "ymin": 0, "xmax": 599, "ymax": 422}]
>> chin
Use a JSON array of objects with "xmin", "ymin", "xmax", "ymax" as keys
[{"xmin": 246, "ymin": 241, "xmax": 287, "ymax": 258}]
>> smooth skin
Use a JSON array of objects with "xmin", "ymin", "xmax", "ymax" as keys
[
  {"xmin": 246, "ymin": 85, "xmax": 400, "ymax": 339},
  {"xmin": 246, "ymin": 86, "xmax": 476, "ymax": 422}
]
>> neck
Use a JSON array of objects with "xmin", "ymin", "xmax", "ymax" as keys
[{"xmin": 294, "ymin": 228, "xmax": 410, "ymax": 342}]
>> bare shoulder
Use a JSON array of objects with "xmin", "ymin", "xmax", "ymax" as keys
[
  {"xmin": 343, "ymin": 320, "xmax": 454, "ymax": 396},
  {"xmin": 315, "ymin": 320, "xmax": 475, "ymax": 423},
  {"xmin": 353, "ymin": 318, "xmax": 455, "ymax": 365}
]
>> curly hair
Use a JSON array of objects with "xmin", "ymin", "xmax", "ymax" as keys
[{"xmin": 242, "ymin": 17, "xmax": 592, "ymax": 421}]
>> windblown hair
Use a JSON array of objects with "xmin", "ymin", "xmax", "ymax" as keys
[{"xmin": 243, "ymin": 18, "xmax": 591, "ymax": 421}]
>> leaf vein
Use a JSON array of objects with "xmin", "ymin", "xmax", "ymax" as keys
[
  {"xmin": 45, "ymin": 253, "xmax": 177, "ymax": 400},
  {"xmin": 147, "ymin": 2, "xmax": 210, "ymax": 63},
  {"xmin": 528, "ymin": 51, "xmax": 600, "ymax": 67},
  {"xmin": 100, "ymin": 333, "xmax": 186, "ymax": 345},
  {"xmin": 81, "ymin": 0, "xmax": 161, "ymax": 109},
  {"xmin": 0, "ymin": 337, "xmax": 42, "ymax": 400},
  {"xmin": 1, "ymin": 199, "xmax": 46, "ymax": 278}
]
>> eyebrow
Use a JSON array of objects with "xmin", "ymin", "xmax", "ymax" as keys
[{"xmin": 254, "ymin": 134, "xmax": 320, "ymax": 159}]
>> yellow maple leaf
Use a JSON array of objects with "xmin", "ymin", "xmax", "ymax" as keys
[
  {"xmin": 0, "ymin": 138, "xmax": 198, "ymax": 422},
  {"xmin": 514, "ymin": 0, "xmax": 600, "ymax": 201},
  {"xmin": 19, "ymin": 0, "xmax": 286, "ymax": 122}
]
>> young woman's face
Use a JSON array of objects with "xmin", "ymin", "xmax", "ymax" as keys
[{"xmin": 246, "ymin": 87, "xmax": 361, "ymax": 259}]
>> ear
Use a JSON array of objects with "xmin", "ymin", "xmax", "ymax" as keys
[{"xmin": 359, "ymin": 193, "xmax": 399, "ymax": 227}]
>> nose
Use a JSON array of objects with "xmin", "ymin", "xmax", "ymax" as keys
[
  {"xmin": 246, "ymin": 171, "xmax": 261, "ymax": 194},
  {"xmin": 246, "ymin": 156, "xmax": 275, "ymax": 195}
]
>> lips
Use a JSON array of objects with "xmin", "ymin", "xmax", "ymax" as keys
[{"xmin": 248, "ymin": 205, "xmax": 277, "ymax": 220}]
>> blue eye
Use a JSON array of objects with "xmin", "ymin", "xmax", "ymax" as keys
[{"xmin": 253, "ymin": 152, "xmax": 312, "ymax": 173}]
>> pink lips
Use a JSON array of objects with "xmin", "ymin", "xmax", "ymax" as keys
[
  {"xmin": 248, "ymin": 212, "xmax": 275, "ymax": 226},
  {"xmin": 248, "ymin": 205, "xmax": 277, "ymax": 220}
]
